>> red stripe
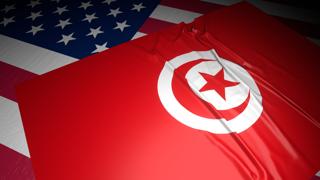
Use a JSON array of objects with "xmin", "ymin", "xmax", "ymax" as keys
[
  {"xmin": 0, "ymin": 61, "xmax": 37, "ymax": 102},
  {"xmin": 139, "ymin": 18, "xmax": 176, "ymax": 34},
  {"xmin": 0, "ymin": 144, "xmax": 35, "ymax": 179},
  {"xmin": 160, "ymin": 0, "xmax": 222, "ymax": 14}
]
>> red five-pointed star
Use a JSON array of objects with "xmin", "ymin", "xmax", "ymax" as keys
[{"xmin": 199, "ymin": 69, "xmax": 240, "ymax": 100}]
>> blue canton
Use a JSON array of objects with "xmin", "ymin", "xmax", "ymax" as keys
[{"xmin": 0, "ymin": 0, "xmax": 159, "ymax": 58}]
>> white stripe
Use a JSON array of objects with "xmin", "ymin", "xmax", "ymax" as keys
[
  {"xmin": 201, "ymin": 0, "xmax": 240, "ymax": 6},
  {"xmin": 132, "ymin": 32, "xmax": 146, "ymax": 39},
  {"xmin": 0, "ymin": 96, "xmax": 29, "ymax": 157},
  {"xmin": 0, "ymin": 35, "xmax": 77, "ymax": 75},
  {"xmin": 150, "ymin": 5, "xmax": 201, "ymax": 24},
  {"xmin": 316, "ymin": 170, "xmax": 320, "ymax": 177}
]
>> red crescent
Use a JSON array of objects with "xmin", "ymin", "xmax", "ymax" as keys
[{"xmin": 171, "ymin": 59, "xmax": 250, "ymax": 121}]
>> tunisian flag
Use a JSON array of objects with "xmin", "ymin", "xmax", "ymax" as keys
[{"xmin": 17, "ymin": 3, "xmax": 320, "ymax": 180}]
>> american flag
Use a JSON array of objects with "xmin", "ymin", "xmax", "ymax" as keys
[{"xmin": 0, "ymin": 0, "xmax": 319, "ymax": 179}]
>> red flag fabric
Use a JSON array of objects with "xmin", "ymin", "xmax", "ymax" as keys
[{"xmin": 16, "ymin": 3, "xmax": 320, "ymax": 180}]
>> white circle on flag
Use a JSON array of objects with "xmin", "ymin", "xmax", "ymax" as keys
[{"xmin": 157, "ymin": 49, "xmax": 263, "ymax": 134}]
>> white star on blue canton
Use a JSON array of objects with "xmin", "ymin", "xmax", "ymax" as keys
[
  {"xmin": 26, "ymin": 11, "xmax": 42, "ymax": 21},
  {"xmin": 113, "ymin": 20, "xmax": 130, "ymax": 32},
  {"xmin": 53, "ymin": 6, "xmax": 69, "ymax": 15},
  {"xmin": 27, "ymin": 0, "xmax": 41, "ymax": 8},
  {"xmin": 79, "ymin": 1, "xmax": 93, "ymax": 10},
  {"xmin": 102, "ymin": 0, "xmax": 116, "ymax": 5},
  {"xmin": 82, "ymin": 13, "xmax": 98, "ymax": 23},
  {"xmin": 57, "ymin": 33, "xmax": 76, "ymax": 45},
  {"xmin": 131, "ymin": 3, "xmax": 145, "ymax": 12},
  {"xmin": 0, "ymin": 16, "xmax": 15, "ymax": 27},
  {"xmin": 87, "ymin": 26, "xmax": 104, "ymax": 39},
  {"xmin": 92, "ymin": 42, "xmax": 108, "ymax": 53},
  {"xmin": 1, "ymin": 4, "xmax": 15, "ymax": 13},
  {"xmin": 108, "ymin": 8, "xmax": 122, "ymax": 17},
  {"xmin": 26, "ymin": 24, "xmax": 44, "ymax": 35},
  {"xmin": 55, "ymin": 18, "xmax": 72, "ymax": 29}
]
